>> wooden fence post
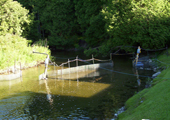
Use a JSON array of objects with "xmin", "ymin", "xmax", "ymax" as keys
[
  {"xmin": 61, "ymin": 64, "xmax": 63, "ymax": 80},
  {"xmin": 68, "ymin": 59, "xmax": 70, "ymax": 70},
  {"xmin": 68, "ymin": 59, "xmax": 70, "ymax": 74},
  {"xmin": 76, "ymin": 56, "xmax": 78, "ymax": 71},
  {"xmin": 92, "ymin": 54, "xmax": 94, "ymax": 64},
  {"xmin": 76, "ymin": 56, "xmax": 79, "ymax": 81}
]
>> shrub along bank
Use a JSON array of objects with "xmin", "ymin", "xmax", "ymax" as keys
[
  {"xmin": 118, "ymin": 49, "xmax": 170, "ymax": 120},
  {"xmin": 0, "ymin": 0, "xmax": 51, "ymax": 74},
  {"xmin": 0, "ymin": 34, "xmax": 50, "ymax": 73}
]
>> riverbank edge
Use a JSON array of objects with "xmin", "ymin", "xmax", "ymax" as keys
[
  {"xmin": 0, "ymin": 60, "xmax": 44, "ymax": 75},
  {"xmin": 118, "ymin": 49, "xmax": 170, "ymax": 119}
]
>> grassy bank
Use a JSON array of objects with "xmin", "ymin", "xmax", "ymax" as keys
[
  {"xmin": 0, "ymin": 34, "xmax": 50, "ymax": 73},
  {"xmin": 118, "ymin": 49, "xmax": 170, "ymax": 120}
]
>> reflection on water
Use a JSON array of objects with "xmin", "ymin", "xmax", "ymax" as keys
[
  {"xmin": 44, "ymin": 80, "xmax": 53, "ymax": 106},
  {"xmin": 0, "ymin": 53, "xmax": 154, "ymax": 119},
  {"xmin": 136, "ymin": 69, "xmax": 141, "ymax": 86}
]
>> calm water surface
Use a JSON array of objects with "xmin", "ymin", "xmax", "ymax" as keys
[{"xmin": 0, "ymin": 51, "xmax": 154, "ymax": 119}]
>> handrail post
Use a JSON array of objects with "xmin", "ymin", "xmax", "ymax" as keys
[
  {"xmin": 76, "ymin": 56, "xmax": 78, "ymax": 70},
  {"xmin": 32, "ymin": 51, "xmax": 48, "ymax": 55},
  {"xmin": 92, "ymin": 54, "xmax": 94, "ymax": 70},
  {"xmin": 33, "ymin": 51, "xmax": 50, "ymax": 80}
]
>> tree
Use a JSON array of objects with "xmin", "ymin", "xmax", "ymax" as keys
[
  {"xmin": 74, "ymin": 0, "xmax": 108, "ymax": 47},
  {"xmin": 16, "ymin": 0, "xmax": 109, "ymax": 51},
  {"xmin": 102, "ymin": 0, "xmax": 170, "ymax": 53},
  {"xmin": 0, "ymin": 0, "xmax": 31, "ymax": 36},
  {"xmin": 17, "ymin": 0, "xmax": 80, "ymax": 49},
  {"xmin": 41, "ymin": 0, "xmax": 79, "ymax": 49}
]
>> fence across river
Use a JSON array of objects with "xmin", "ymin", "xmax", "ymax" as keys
[
  {"xmin": 39, "ymin": 55, "xmax": 113, "ymax": 80},
  {"xmin": 57, "ymin": 57, "xmax": 113, "ymax": 75}
]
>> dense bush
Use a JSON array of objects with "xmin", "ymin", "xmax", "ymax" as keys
[
  {"xmin": 100, "ymin": 0, "xmax": 170, "ymax": 54},
  {"xmin": 0, "ymin": 0, "xmax": 50, "ymax": 70},
  {"xmin": 0, "ymin": 34, "xmax": 50, "ymax": 70}
]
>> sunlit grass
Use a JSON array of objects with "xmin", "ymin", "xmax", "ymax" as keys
[{"xmin": 118, "ymin": 49, "xmax": 170, "ymax": 120}]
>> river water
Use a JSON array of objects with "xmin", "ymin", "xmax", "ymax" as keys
[{"xmin": 0, "ymin": 51, "xmax": 154, "ymax": 119}]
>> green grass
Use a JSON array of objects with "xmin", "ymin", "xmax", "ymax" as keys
[
  {"xmin": 157, "ymin": 49, "xmax": 170, "ymax": 65},
  {"xmin": 0, "ymin": 34, "xmax": 50, "ymax": 71},
  {"xmin": 118, "ymin": 49, "xmax": 170, "ymax": 120}
]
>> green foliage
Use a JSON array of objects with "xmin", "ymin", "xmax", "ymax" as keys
[
  {"xmin": 15, "ymin": 0, "xmax": 170, "ymax": 57},
  {"xmin": 84, "ymin": 48, "xmax": 99, "ymax": 57},
  {"xmin": 74, "ymin": 0, "xmax": 107, "ymax": 47},
  {"xmin": 0, "ymin": 0, "xmax": 50, "ymax": 70},
  {"xmin": 99, "ymin": 0, "xmax": 170, "ymax": 55},
  {"xmin": 0, "ymin": 0, "xmax": 31, "ymax": 36},
  {"xmin": 22, "ymin": 12, "xmax": 39, "ymax": 41},
  {"xmin": 0, "ymin": 34, "xmax": 50, "ymax": 70},
  {"xmin": 33, "ymin": 39, "xmax": 48, "ymax": 47},
  {"xmin": 27, "ymin": 40, "xmax": 33, "ymax": 45},
  {"xmin": 17, "ymin": 0, "xmax": 79, "ymax": 48},
  {"xmin": 17, "ymin": 0, "xmax": 108, "ymax": 50},
  {"xmin": 41, "ymin": 0, "xmax": 78, "ymax": 48}
]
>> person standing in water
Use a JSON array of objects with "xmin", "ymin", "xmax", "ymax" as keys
[
  {"xmin": 137, "ymin": 46, "xmax": 141, "ymax": 55},
  {"xmin": 136, "ymin": 46, "xmax": 141, "ymax": 65}
]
